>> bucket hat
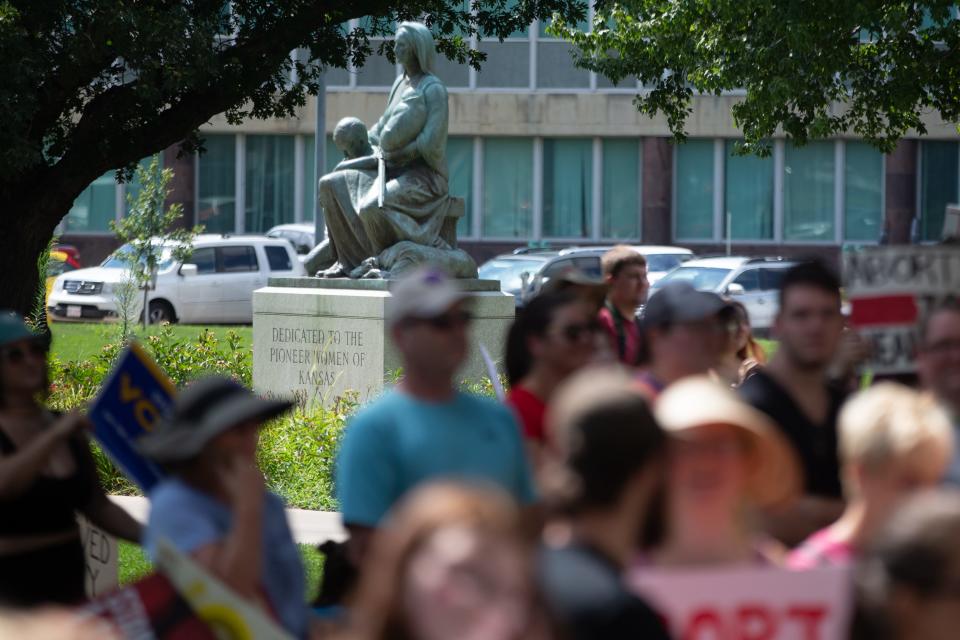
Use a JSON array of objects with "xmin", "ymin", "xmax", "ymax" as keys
[
  {"xmin": 136, "ymin": 376, "xmax": 292, "ymax": 463},
  {"xmin": 654, "ymin": 375, "xmax": 802, "ymax": 507},
  {"xmin": 0, "ymin": 311, "xmax": 37, "ymax": 348}
]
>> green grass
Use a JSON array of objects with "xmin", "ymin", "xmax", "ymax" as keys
[
  {"xmin": 50, "ymin": 322, "xmax": 252, "ymax": 363},
  {"xmin": 119, "ymin": 541, "xmax": 325, "ymax": 601},
  {"xmin": 757, "ymin": 338, "xmax": 778, "ymax": 360}
]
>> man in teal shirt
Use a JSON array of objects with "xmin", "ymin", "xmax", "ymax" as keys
[{"xmin": 336, "ymin": 267, "xmax": 536, "ymax": 564}]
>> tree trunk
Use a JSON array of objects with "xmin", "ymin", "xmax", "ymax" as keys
[{"xmin": 0, "ymin": 200, "xmax": 61, "ymax": 318}]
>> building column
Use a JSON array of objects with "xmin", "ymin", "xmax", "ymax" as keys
[
  {"xmin": 642, "ymin": 137, "xmax": 673, "ymax": 244},
  {"xmin": 883, "ymin": 139, "xmax": 917, "ymax": 245},
  {"xmin": 163, "ymin": 144, "xmax": 195, "ymax": 231}
]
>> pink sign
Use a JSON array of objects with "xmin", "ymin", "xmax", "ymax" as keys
[{"xmin": 630, "ymin": 566, "xmax": 853, "ymax": 640}]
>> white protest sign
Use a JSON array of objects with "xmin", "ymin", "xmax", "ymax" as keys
[
  {"xmin": 631, "ymin": 566, "xmax": 853, "ymax": 640},
  {"xmin": 843, "ymin": 246, "xmax": 960, "ymax": 374},
  {"xmin": 78, "ymin": 515, "xmax": 118, "ymax": 598}
]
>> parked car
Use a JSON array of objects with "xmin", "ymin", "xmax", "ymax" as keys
[
  {"xmin": 478, "ymin": 247, "xmax": 609, "ymax": 306},
  {"xmin": 53, "ymin": 244, "xmax": 82, "ymax": 270},
  {"xmin": 629, "ymin": 245, "xmax": 694, "ymax": 285},
  {"xmin": 266, "ymin": 223, "xmax": 317, "ymax": 255},
  {"xmin": 651, "ymin": 256, "xmax": 796, "ymax": 331},
  {"xmin": 478, "ymin": 245, "xmax": 693, "ymax": 306},
  {"xmin": 48, "ymin": 234, "xmax": 305, "ymax": 324}
]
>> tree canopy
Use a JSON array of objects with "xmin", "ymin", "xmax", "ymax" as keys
[
  {"xmin": 0, "ymin": 0, "xmax": 586, "ymax": 315},
  {"xmin": 553, "ymin": 0, "xmax": 960, "ymax": 156}
]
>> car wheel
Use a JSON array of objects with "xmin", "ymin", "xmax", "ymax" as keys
[{"xmin": 147, "ymin": 300, "xmax": 176, "ymax": 324}]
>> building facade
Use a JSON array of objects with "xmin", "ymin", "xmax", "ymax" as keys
[{"xmin": 60, "ymin": 16, "xmax": 960, "ymax": 266}]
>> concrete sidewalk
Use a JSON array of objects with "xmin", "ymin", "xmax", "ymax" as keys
[{"xmin": 109, "ymin": 495, "xmax": 347, "ymax": 544}]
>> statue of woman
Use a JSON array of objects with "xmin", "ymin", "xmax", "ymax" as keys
[{"xmin": 312, "ymin": 22, "xmax": 476, "ymax": 279}]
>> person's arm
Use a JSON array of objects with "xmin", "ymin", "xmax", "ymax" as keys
[
  {"xmin": 0, "ymin": 411, "xmax": 87, "ymax": 500},
  {"xmin": 191, "ymin": 458, "xmax": 265, "ymax": 601},
  {"xmin": 80, "ymin": 492, "xmax": 143, "ymax": 544},
  {"xmin": 335, "ymin": 155, "xmax": 378, "ymax": 171}
]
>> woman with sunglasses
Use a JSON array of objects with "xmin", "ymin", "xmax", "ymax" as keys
[
  {"xmin": 505, "ymin": 291, "xmax": 597, "ymax": 471},
  {"xmin": 0, "ymin": 312, "xmax": 141, "ymax": 609},
  {"xmin": 712, "ymin": 301, "xmax": 767, "ymax": 387}
]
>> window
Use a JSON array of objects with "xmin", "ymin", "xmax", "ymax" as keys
[
  {"xmin": 572, "ymin": 256, "xmax": 602, "ymax": 277},
  {"xmin": 602, "ymin": 139, "xmax": 640, "ymax": 239},
  {"xmin": 844, "ymin": 142, "xmax": 883, "ymax": 242},
  {"xmin": 920, "ymin": 141, "xmax": 958, "ymax": 241},
  {"xmin": 265, "ymin": 245, "xmax": 293, "ymax": 271},
  {"xmin": 447, "ymin": 137, "xmax": 474, "ymax": 237},
  {"xmin": 190, "ymin": 248, "xmax": 217, "ymax": 274},
  {"xmin": 483, "ymin": 138, "xmax": 533, "ymax": 237},
  {"xmin": 245, "ymin": 135, "xmax": 295, "ymax": 233},
  {"xmin": 760, "ymin": 268, "xmax": 787, "ymax": 291},
  {"xmin": 124, "ymin": 156, "xmax": 163, "ymax": 215},
  {"xmin": 543, "ymin": 259, "xmax": 574, "ymax": 278},
  {"xmin": 64, "ymin": 172, "xmax": 116, "ymax": 232},
  {"xmin": 732, "ymin": 269, "xmax": 761, "ymax": 291},
  {"xmin": 543, "ymin": 138, "xmax": 592, "ymax": 238},
  {"xmin": 218, "ymin": 246, "xmax": 258, "ymax": 272},
  {"xmin": 197, "ymin": 134, "xmax": 236, "ymax": 233},
  {"xmin": 784, "ymin": 141, "xmax": 835, "ymax": 241},
  {"xmin": 476, "ymin": 41, "xmax": 530, "ymax": 87},
  {"xmin": 724, "ymin": 141, "xmax": 773, "ymax": 240},
  {"xmin": 675, "ymin": 140, "xmax": 714, "ymax": 240}
]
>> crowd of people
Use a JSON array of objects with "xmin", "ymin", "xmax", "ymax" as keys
[{"xmin": 0, "ymin": 246, "xmax": 959, "ymax": 639}]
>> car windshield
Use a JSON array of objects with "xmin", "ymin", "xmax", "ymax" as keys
[
  {"xmin": 102, "ymin": 244, "xmax": 175, "ymax": 271},
  {"xmin": 645, "ymin": 254, "xmax": 689, "ymax": 273},
  {"xmin": 478, "ymin": 257, "xmax": 548, "ymax": 290},
  {"xmin": 654, "ymin": 266, "xmax": 731, "ymax": 291}
]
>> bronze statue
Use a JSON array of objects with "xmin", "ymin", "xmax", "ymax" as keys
[{"xmin": 307, "ymin": 21, "xmax": 477, "ymax": 279}]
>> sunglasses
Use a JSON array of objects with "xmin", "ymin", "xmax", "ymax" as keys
[
  {"xmin": 0, "ymin": 340, "xmax": 48, "ymax": 364},
  {"xmin": 558, "ymin": 321, "xmax": 600, "ymax": 343},
  {"xmin": 412, "ymin": 310, "xmax": 474, "ymax": 331}
]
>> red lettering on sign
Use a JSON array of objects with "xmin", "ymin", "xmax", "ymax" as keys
[
  {"xmin": 737, "ymin": 604, "xmax": 776, "ymax": 640},
  {"xmin": 684, "ymin": 608, "xmax": 725, "ymax": 640},
  {"xmin": 787, "ymin": 605, "xmax": 828, "ymax": 640}
]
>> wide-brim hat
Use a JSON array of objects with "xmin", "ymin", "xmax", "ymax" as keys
[
  {"xmin": 136, "ymin": 376, "xmax": 292, "ymax": 463},
  {"xmin": 654, "ymin": 375, "xmax": 802, "ymax": 507}
]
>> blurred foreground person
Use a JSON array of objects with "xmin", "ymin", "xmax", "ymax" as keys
[
  {"xmin": 138, "ymin": 377, "xmax": 308, "ymax": 639},
  {"xmin": 916, "ymin": 298, "xmax": 960, "ymax": 484},
  {"xmin": 539, "ymin": 367, "xmax": 670, "ymax": 640},
  {"xmin": 645, "ymin": 376, "xmax": 801, "ymax": 567},
  {"xmin": 854, "ymin": 490, "xmax": 960, "ymax": 640},
  {"xmin": 739, "ymin": 260, "xmax": 847, "ymax": 544},
  {"xmin": 337, "ymin": 268, "xmax": 535, "ymax": 566},
  {"xmin": 635, "ymin": 282, "xmax": 728, "ymax": 398},
  {"xmin": 341, "ymin": 483, "xmax": 551, "ymax": 640},
  {"xmin": 0, "ymin": 608, "xmax": 119, "ymax": 639},
  {"xmin": 506, "ymin": 291, "xmax": 596, "ymax": 463},
  {"xmin": 0, "ymin": 312, "xmax": 141, "ymax": 608},
  {"xmin": 597, "ymin": 246, "xmax": 648, "ymax": 367},
  {"xmin": 789, "ymin": 383, "xmax": 953, "ymax": 569},
  {"xmin": 712, "ymin": 300, "xmax": 766, "ymax": 387}
]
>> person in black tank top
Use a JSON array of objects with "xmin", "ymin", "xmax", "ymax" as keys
[{"xmin": 0, "ymin": 312, "xmax": 142, "ymax": 608}]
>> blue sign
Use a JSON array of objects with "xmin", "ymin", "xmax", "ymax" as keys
[{"xmin": 89, "ymin": 342, "xmax": 175, "ymax": 492}]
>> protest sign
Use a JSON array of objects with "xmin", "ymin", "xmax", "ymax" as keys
[
  {"xmin": 78, "ymin": 516, "xmax": 118, "ymax": 598},
  {"xmin": 631, "ymin": 566, "xmax": 853, "ymax": 640},
  {"xmin": 843, "ymin": 246, "xmax": 960, "ymax": 375},
  {"xmin": 82, "ymin": 540, "xmax": 294, "ymax": 640},
  {"xmin": 88, "ymin": 342, "xmax": 175, "ymax": 491}
]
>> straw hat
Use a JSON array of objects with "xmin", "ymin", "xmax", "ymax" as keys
[
  {"xmin": 136, "ymin": 376, "xmax": 291, "ymax": 463},
  {"xmin": 654, "ymin": 375, "xmax": 802, "ymax": 507}
]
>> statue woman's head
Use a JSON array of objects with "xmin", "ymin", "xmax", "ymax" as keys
[{"xmin": 396, "ymin": 22, "xmax": 436, "ymax": 76}]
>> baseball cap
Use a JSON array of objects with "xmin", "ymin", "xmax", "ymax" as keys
[
  {"xmin": 642, "ymin": 281, "xmax": 729, "ymax": 329},
  {"xmin": 387, "ymin": 266, "xmax": 468, "ymax": 327},
  {"xmin": 0, "ymin": 311, "xmax": 37, "ymax": 348}
]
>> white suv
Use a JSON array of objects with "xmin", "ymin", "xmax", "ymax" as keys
[
  {"xmin": 48, "ymin": 234, "xmax": 305, "ymax": 324},
  {"xmin": 652, "ymin": 256, "xmax": 796, "ymax": 331}
]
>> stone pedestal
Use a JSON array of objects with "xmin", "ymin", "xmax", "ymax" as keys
[{"xmin": 253, "ymin": 278, "xmax": 514, "ymax": 406}]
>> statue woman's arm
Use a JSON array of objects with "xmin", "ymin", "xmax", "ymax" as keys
[
  {"xmin": 414, "ymin": 82, "xmax": 449, "ymax": 172},
  {"xmin": 369, "ymin": 76, "xmax": 405, "ymax": 147}
]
